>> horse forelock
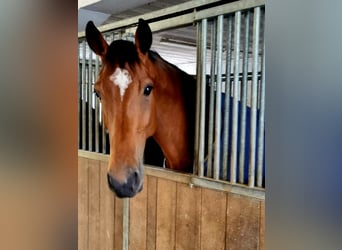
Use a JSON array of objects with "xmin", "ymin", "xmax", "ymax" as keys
[{"xmin": 105, "ymin": 40, "xmax": 139, "ymax": 68}]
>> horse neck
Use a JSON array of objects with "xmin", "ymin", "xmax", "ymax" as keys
[{"xmin": 151, "ymin": 57, "xmax": 196, "ymax": 172}]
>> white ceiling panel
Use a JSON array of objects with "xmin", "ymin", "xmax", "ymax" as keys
[{"xmin": 83, "ymin": 0, "xmax": 153, "ymax": 14}]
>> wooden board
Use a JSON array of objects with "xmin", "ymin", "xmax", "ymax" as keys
[
  {"xmin": 259, "ymin": 200, "xmax": 265, "ymax": 250},
  {"xmin": 175, "ymin": 183, "xmax": 202, "ymax": 250},
  {"xmin": 78, "ymin": 157, "xmax": 88, "ymax": 250},
  {"xmin": 99, "ymin": 160, "xmax": 115, "ymax": 250},
  {"xmin": 226, "ymin": 193, "xmax": 260, "ymax": 250},
  {"xmin": 129, "ymin": 176, "xmax": 148, "ymax": 250},
  {"xmin": 156, "ymin": 179, "xmax": 177, "ymax": 250},
  {"xmin": 88, "ymin": 159, "xmax": 101, "ymax": 250},
  {"xmin": 114, "ymin": 196, "xmax": 123, "ymax": 250},
  {"xmin": 146, "ymin": 176, "xmax": 157, "ymax": 250},
  {"xmin": 78, "ymin": 155, "xmax": 265, "ymax": 250},
  {"xmin": 200, "ymin": 188, "xmax": 227, "ymax": 250}
]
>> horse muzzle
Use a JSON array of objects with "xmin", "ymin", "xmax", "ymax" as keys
[{"xmin": 107, "ymin": 168, "xmax": 143, "ymax": 198}]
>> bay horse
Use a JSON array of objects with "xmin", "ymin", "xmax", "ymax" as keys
[{"xmin": 86, "ymin": 19, "xmax": 196, "ymax": 198}]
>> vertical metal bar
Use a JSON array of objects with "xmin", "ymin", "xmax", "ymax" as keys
[
  {"xmin": 199, "ymin": 19, "xmax": 207, "ymax": 176},
  {"xmin": 222, "ymin": 15, "xmax": 233, "ymax": 180},
  {"xmin": 102, "ymin": 104, "xmax": 107, "ymax": 153},
  {"xmin": 95, "ymin": 55, "xmax": 100, "ymax": 153},
  {"xmin": 257, "ymin": 40, "xmax": 265, "ymax": 187},
  {"xmin": 103, "ymin": 34, "xmax": 110, "ymax": 154},
  {"xmin": 238, "ymin": 11, "xmax": 250, "ymax": 183},
  {"xmin": 207, "ymin": 18, "xmax": 217, "ymax": 178},
  {"xmin": 88, "ymin": 50, "xmax": 93, "ymax": 151},
  {"xmin": 213, "ymin": 15, "xmax": 223, "ymax": 180},
  {"xmin": 122, "ymin": 198, "xmax": 129, "ymax": 250},
  {"xmin": 81, "ymin": 40, "xmax": 86, "ymax": 150},
  {"xmin": 248, "ymin": 7, "xmax": 261, "ymax": 187},
  {"xmin": 230, "ymin": 11, "xmax": 241, "ymax": 184},
  {"xmin": 194, "ymin": 21, "xmax": 201, "ymax": 175},
  {"xmin": 198, "ymin": 19, "xmax": 208, "ymax": 177}
]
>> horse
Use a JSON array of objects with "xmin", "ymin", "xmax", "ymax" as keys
[{"xmin": 85, "ymin": 19, "xmax": 197, "ymax": 198}]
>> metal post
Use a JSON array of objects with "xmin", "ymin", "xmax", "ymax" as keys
[
  {"xmin": 238, "ymin": 10, "xmax": 250, "ymax": 183},
  {"xmin": 88, "ymin": 50, "xmax": 93, "ymax": 151},
  {"xmin": 222, "ymin": 15, "xmax": 233, "ymax": 180},
  {"xmin": 81, "ymin": 40, "xmax": 86, "ymax": 150},
  {"xmin": 257, "ymin": 41, "xmax": 265, "ymax": 187},
  {"xmin": 196, "ymin": 19, "xmax": 207, "ymax": 177},
  {"xmin": 123, "ymin": 198, "xmax": 129, "ymax": 250},
  {"xmin": 230, "ymin": 11, "xmax": 241, "ymax": 184},
  {"xmin": 207, "ymin": 18, "xmax": 217, "ymax": 178},
  {"xmin": 95, "ymin": 55, "xmax": 100, "ymax": 153},
  {"xmin": 194, "ymin": 21, "xmax": 201, "ymax": 175},
  {"xmin": 213, "ymin": 15, "xmax": 223, "ymax": 180},
  {"xmin": 248, "ymin": 7, "xmax": 260, "ymax": 187}
]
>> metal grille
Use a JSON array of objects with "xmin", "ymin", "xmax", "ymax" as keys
[{"xmin": 78, "ymin": 0, "xmax": 265, "ymax": 189}]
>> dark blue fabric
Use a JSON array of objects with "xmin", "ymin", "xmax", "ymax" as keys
[{"xmin": 204, "ymin": 94, "xmax": 265, "ymax": 186}]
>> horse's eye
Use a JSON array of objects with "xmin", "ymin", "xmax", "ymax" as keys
[
  {"xmin": 94, "ymin": 90, "xmax": 101, "ymax": 99},
  {"xmin": 143, "ymin": 85, "xmax": 153, "ymax": 96}
]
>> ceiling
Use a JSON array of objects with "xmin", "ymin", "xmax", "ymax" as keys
[
  {"xmin": 78, "ymin": 0, "xmax": 190, "ymax": 32},
  {"xmin": 78, "ymin": 0, "xmax": 264, "ymax": 75},
  {"xmin": 78, "ymin": 0, "xmax": 198, "ymax": 74}
]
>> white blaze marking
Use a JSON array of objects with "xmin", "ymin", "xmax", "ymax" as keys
[{"xmin": 109, "ymin": 67, "xmax": 132, "ymax": 100}]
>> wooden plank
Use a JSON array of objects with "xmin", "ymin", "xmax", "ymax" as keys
[
  {"xmin": 99, "ymin": 160, "xmax": 115, "ymax": 250},
  {"xmin": 77, "ymin": 151, "xmax": 265, "ymax": 200},
  {"xmin": 201, "ymin": 188, "xmax": 227, "ymax": 250},
  {"xmin": 259, "ymin": 200, "xmax": 265, "ymax": 250},
  {"xmin": 114, "ymin": 196, "xmax": 124, "ymax": 250},
  {"xmin": 226, "ymin": 194, "xmax": 260, "ymax": 250},
  {"xmin": 175, "ymin": 183, "xmax": 202, "ymax": 250},
  {"xmin": 78, "ymin": 157, "xmax": 89, "ymax": 250},
  {"xmin": 129, "ymin": 176, "xmax": 148, "ymax": 250},
  {"xmin": 88, "ymin": 159, "xmax": 101, "ymax": 250},
  {"xmin": 156, "ymin": 179, "xmax": 177, "ymax": 250},
  {"xmin": 146, "ymin": 176, "xmax": 157, "ymax": 250}
]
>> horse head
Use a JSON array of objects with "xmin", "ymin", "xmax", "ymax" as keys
[{"xmin": 86, "ymin": 19, "xmax": 195, "ymax": 198}]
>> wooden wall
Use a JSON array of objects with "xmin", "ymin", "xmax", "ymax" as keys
[{"xmin": 78, "ymin": 154, "xmax": 265, "ymax": 250}]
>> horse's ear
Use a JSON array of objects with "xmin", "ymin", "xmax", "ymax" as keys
[
  {"xmin": 135, "ymin": 19, "xmax": 152, "ymax": 55},
  {"xmin": 86, "ymin": 21, "xmax": 108, "ymax": 58}
]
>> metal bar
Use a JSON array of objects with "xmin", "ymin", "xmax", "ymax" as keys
[
  {"xmin": 102, "ymin": 34, "xmax": 110, "ymax": 154},
  {"xmin": 198, "ymin": 19, "xmax": 208, "ymax": 177},
  {"xmin": 238, "ymin": 10, "xmax": 250, "ymax": 183},
  {"xmin": 195, "ymin": 0, "xmax": 265, "ymax": 21},
  {"xmin": 88, "ymin": 50, "xmax": 93, "ymax": 151},
  {"xmin": 122, "ymin": 198, "xmax": 129, "ymax": 250},
  {"xmin": 213, "ymin": 15, "xmax": 223, "ymax": 180},
  {"xmin": 95, "ymin": 55, "xmax": 100, "ymax": 153},
  {"xmin": 102, "ymin": 104, "xmax": 107, "ymax": 153},
  {"xmin": 207, "ymin": 19, "xmax": 217, "ymax": 178},
  {"xmin": 81, "ymin": 40, "xmax": 86, "ymax": 150},
  {"xmin": 222, "ymin": 15, "xmax": 233, "ymax": 180},
  {"xmin": 230, "ymin": 11, "xmax": 241, "ymax": 184},
  {"xmin": 257, "ymin": 40, "xmax": 265, "ymax": 187},
  {"xmin": 248, "ymin": 7, "xmax": 261, "ymax": 187},
  {"xmin": 199, "ymin": 19, "xmax": 208, "ymax": 176},
  {"xmin": 194, "ymin": 21, "xmax": 201, "ymax": 175}
]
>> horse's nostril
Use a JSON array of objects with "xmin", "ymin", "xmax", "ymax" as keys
[{"xmin": 106, "ymin": 170, "xmax": 141, "ymax": 198}]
